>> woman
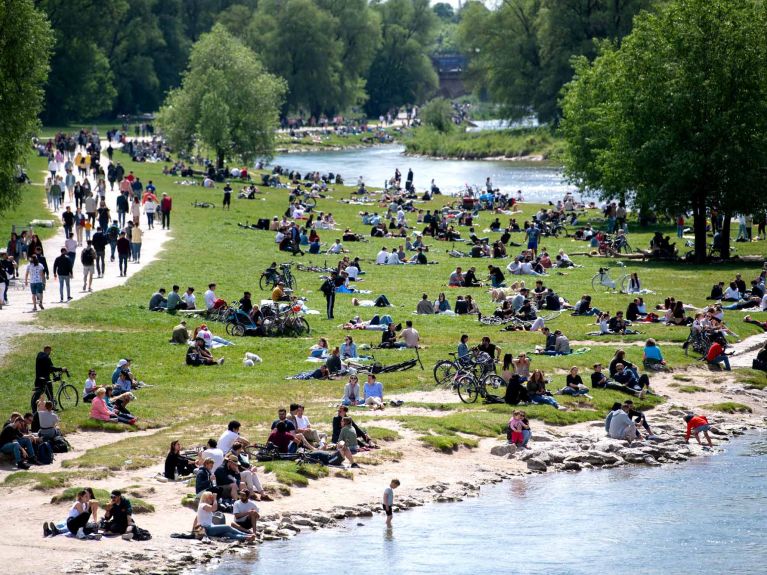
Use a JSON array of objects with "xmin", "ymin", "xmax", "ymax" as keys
[
  {"xmin": 504, "ymin": 373, "xmax": 529, "ymax": 406},
  {"xmin": 104, "ymin": 387, "xmax": 138, "ymax": 425},
  {"xmin": 310, "ymin": 337, "xmax": 329, "ymax": 358},
  {"xmin": 325, "ymin": 347, "xmax": 342, "ymax": 373},
  {"xmin": 83, "ymin": 369, "xmax": 98, "ymax": 403},
  {"xmin": 609, "ymin": 349, "xmax": 639, "ymax": 378},
  {"xmin": 6, "ymin": 232, "xmax": 18, "ymax": 261},
  {"xmin": 144, "ymin": 197, "xmax": 157, "ymax": 229},
  {"xmin": 512, "ymin": 353, "xmax": 531, "ymax": 381},
  {"xmin": 722, "ymin": 282, "xmax": 740, "ymax": 302},
  {"xmin": 164, "ymin": 440, "xmax": 196, "ymax": 480},
  {"xmin": 501, "ymin": 354, "xmax": 515, "ymax": 384},
  {"xmin": 525, "ymin": 370, "xmax": 561, "ymax": 409},
  {"xmin": 342, "ymin": 374, "xmax": 361, "ymax": 406},
  {"xmin": 90, "ymin": 388, "xmax": 119, "ymax": 423},
  {"xmin": 627, "ymin": 273, "xmax": 641, "ymax": 293},
  {"xmin": 434, "ymin": 292, "xmax": 451, "ymax": 313},
  {"xmin": 195, "ymin": 492, "xmax": 254, "ymax": 542},
  {"xmin": 561, "ymin": 366, "xmax": 592, "ymax": 397},
  {"xmin": 487, "ymin": 265, "xmax": 506, "ymax": 288},
  {"xmin": 340, "ymin": 336, "xmax": 357, "ymax": 359},
  {"xmin": 598, "ymin": 312, "xmax": 612, "ymax": 334},
  {"xmin": 669, "ymin": 301, "xmax": 688, "ymax": 325},
  {"xmin": 381, "ymin": 323, "xmax": 400, "ymax": 348},
  {"xmin": 465, "ymin": 294, "xmax": 479, "ymax": 315},
  {"xmin": 65, "ymin": 489, "xmax": 99, "ymax": 539},
  {"xmin": 642, "ymin": 338, "xmax": 670, "ymax": 371}
]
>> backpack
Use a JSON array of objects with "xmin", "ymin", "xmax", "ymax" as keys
[
  {"xmin": 50, "ymin": 436, "xmax": 71, "ymax": 453},
  {"xmin": 133, "ymin": 526, "xmax": 152, "ymax": 541},
  {"xmin": 81, "ymin": 248, "xmax": 95, "ymax": 265},
  {"xmin": 37, "ymin": 442, "xmax": 54, "ymax": 465}
]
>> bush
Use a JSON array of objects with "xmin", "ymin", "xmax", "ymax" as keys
[{"xmin": 420, "ymin": 98, "xmax": 455, "ymax": 133}]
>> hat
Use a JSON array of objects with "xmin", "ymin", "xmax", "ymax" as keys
[{"xmin": 117, "ymin": 359, "xmax": 128, "ymax": 367}]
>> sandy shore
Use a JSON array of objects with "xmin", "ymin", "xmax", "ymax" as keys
[{"xmin": 0, "ymin": 364, "xmax": 764, "ymax": 575}]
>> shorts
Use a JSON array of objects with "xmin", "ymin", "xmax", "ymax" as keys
[
  {"xmin": 223, "ymin": 194, "xmax": 231, "ymax": 206},
  {"xmin": 382, "ymin": 504, "xmax": 392, "ymax": 517},
  {"xmin": 30, "ymin": 282, "xmax": 44, "ymax": 295},
  {"xmin": 693, "ymin": 424, "xmax": 711, "ymax": 434},
  {"xmin": 527, "ymin": 241, "xmax": 538, "ymax": 250},
  {"xmin": 235, "ymin": 516, "xmax": 254, "ymax": 529},
  {"xmin": 83, "ymin": 265, "xmax": 94, "ymax": 275}
]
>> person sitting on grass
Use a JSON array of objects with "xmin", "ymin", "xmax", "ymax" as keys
[
  {"xmin": 231, "ymin": 489, "xmax": 260, "ymax": 535},
  {"xmin": 170, "ymin": 320, "xmax": 189, "ymax": 344},
  {"xmin": 607, "ymin": 402, "xmax": 637, "ymax": 444},
  {"xmin": 195, "ymin": 491, "xmax": 255, "ymax": 542},
  {"xmin": 573, "ymin": 294, "xmax": 600, "ymax": 316},
  {"xmin": 558, "ymin": 366, "xmax": 593, "ymax": 398},
  {"xmin": 186, "ymin": 337, "xmax": 225, "ymax": 366},
  {"xmin": 752, "ymin": 341, "xmax": 767, "ymax": 371},
  {"xmin": 684, "ymin": 413, "xmax": 713, "ymax": 447},
  {"xmin": 526, "ymin": 370, "xmax": 563, "ymax": 410},
  {"xmin": 591, "ymin": 363, "xmax": 639, "ymax": 395},
  {"xmin": 337, "ymin": 417, "xmax": 362, "ymax": 468},
  {"xmin": 332, "ymin": 405, "xmax": 375, "ymax": 447},
  {"xmin": 89, "ymin": 388, "xmax": 126, "ymax": 425},
  {"xmin": 612, "ymin": 364, "xmax": 650, "ymax": 397},
  {"xmin": 342, "ymin": 374, "xmax": 362, "ymax": 406},
  {"xmin": 433, "ymin": 292, "xmax": 451, "ymax": 313},
  {"xmin": 194, "ymin": 457, "xmax": 221, "ymax": 497},
  {"xmin": 642, "ymin": 338, "xmax": 671, "ymax": 372},
  {"xmin": 164, "ymin": 440, "xmax": 196, "ymax": 480}
]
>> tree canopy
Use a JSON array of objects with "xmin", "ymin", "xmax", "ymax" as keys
[
  {"xmin": 156, "ymin": 24, "xmax": 286, "ymax": 168},
  {"xmin": 561, "ymin": 0, "xmax": 767, "ymax": 261},
  {"xmin": 0, "ymin": 0, "xmax": 52, "ymax": 212}
]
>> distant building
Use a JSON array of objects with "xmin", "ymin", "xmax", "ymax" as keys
[{"xmin": 431, "ymin": 53, "xmax": 467, "ymax": 99}]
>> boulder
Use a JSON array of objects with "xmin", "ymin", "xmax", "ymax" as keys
[
  {"xmin": 593, "ymin": 438, "xmax": 627, "ymax": 453},
  {"xmin": 490, "ymin": 444, "xmax": 518, "ymax": 457},
  {"xmin": 526, "ymin": 458, "xmax": 548, "ymax": 472},
  {"xmin": 564, "ymin": 450, "xmax": 624, "ymax": 466},
  {"xmin": 562, "ymin": 461, "xmax": 582, "ymax": 471}
]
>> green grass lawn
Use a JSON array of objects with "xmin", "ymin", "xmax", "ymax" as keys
[
  {"xmin": 1, "ymin": 146, "xmax": 765, "ymax": 470},
  {"xmin": 0, "ymin": 155, "xmax": 59, "ymax": 242}
]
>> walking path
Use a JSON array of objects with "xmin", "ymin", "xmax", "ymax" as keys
[{"xmin": 0, "ymin": 139, "xmax": 172, "ymax": 360}]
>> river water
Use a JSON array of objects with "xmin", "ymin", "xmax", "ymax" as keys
[
  {"xmin": 206, "ymin": 433, "xmax": 766, "ymax": 575},
  {"xmin": 271, "ymin": 145, "xmax": 575, "ymax": 203}
]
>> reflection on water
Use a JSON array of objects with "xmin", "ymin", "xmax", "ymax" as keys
[
  {"xmin": 270, "ymin": 145, "xmax": 576, "ymax": 203},
  {"xmin": 205, "ymin": 433, "xmax": 765, "ymax": 575}
]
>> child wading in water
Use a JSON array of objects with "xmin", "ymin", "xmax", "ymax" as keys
[
  {"xmin": 383, "ymin": 479, "xmax": 400, "ymax": 526},
  {"xmin": 684, "ymin": 413, "xmax": 714, "ymax": 448}
]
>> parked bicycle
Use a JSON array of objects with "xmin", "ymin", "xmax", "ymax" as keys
[
  {"xmin": 53, "ymin": 369, "xmax": 78, "ymax": 411},
  {"xmin": 591, "ymin": 262, "xmax": 629, "ymax": 292},
  {"xmin": 433, "ymin": 350, "xmax": 495, "ymax": 388},
  {"xmin": 263, "ymin": 304, "xmax": 310, "ymax": 337},
  {"xmin": 191, "ymin": 200, "xmax": 215, "ymax": 209},
  {"xmin": 454, "ymin": 370, "xmax": 505, "ymax": 404},
  {"xmin": 259, "ymin": 262, "xmax": 297, "ymax": 291}
]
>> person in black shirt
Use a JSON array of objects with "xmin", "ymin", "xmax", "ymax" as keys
[
  {"xmin": 708, "ymin": 281, "xmax": 725, "ymax": 300},
  {"xmin": 0, "ymin": 417, "xmax": 35, "ymax": 469},
  {"xmin": 32, "ymin": 346, "xmax": 64, "ymax": 412},
  {"xmin": 478, "ymin": 336, "xmax": 500, "ymax": 361},
  {"xmin": 271, "ymin": 408, "xmax": 297, "ymax": 431},
  {"xmin": 164, "ymin": 440, "xmax": 196, "ymax": 480},
  {"xmin": 544, "ymin": 289, "xmax": 561, "ymax": 311},
  {"xmin": 52, "ymin": 248, "xmax": 74, "ymax": 302},
  {"xmin": 103, "ymin": 490, "xmax": 133, "ymax": 535},
  {"xmin": 239, "ymin": 291, "xmax": 253, "ymax": 314},
  {"xmin": 463, "ymin": 267, "xmax": 480, "ymax": 287},
  {"xmin": 733, "ymin": 274, "xmax": 747, "ymax": 295},
  {"xmin": 325, "ymin": 347, "xmax": 342, "ymax": 373},
  {"xmin": 223, "ymin": 182, "xmax": 232, "ymax": 210},
  {"xmin": 331, "ymin": 405, "xmax": 372, "ymax": 445},
  {"xmin": 454, "ymin": 296, "xmax": 469, "ymax": 315},
  {"xmin": 626, "ymin": 299, "xmax": 640, "ymax": 322},
  {"xmin": 214, "ymin": 456, "xmax": 241, "ymax": 500}
]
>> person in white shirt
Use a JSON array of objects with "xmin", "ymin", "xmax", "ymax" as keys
[
  {"xmin": 218, "ymin": 420, "xmax": 250, "ymax": 454},
  {"xmin": 396, "ymin": 208, "xmax": 406, "ymax": 226},
  {"xmin": 182, "ymin": 287, "xmax": 196, "ymax": 309},
  {"xmin": 346, "ymin": 264, "xmax": 359, "ymax": 281},
  {"xmin": 25, "ymin": 256, "xmax": 47, "ymax": 311},
  {"xmin": 231, "ymin": 489, "xmax": 260, "ymax": 534},
  {"xmin": 722, "ymin": 282, "xmax": 740, "ymax": 301},
  {"xmin": 507, "ymin": 258, "xmax": 522, "ymax": 275},
  {"xmin": 83, "ymin": 369, "xmax": 98, "ymax": 402},
  {"xmin": 198, "ymin": 438, "xmax": 225, "ymax": 469},
  {"xmin": 203, "ymin": 283, "xmax": 217, "ymax": 309},
  {"xmin": 761, "ymin": 294, "xmax": 767, "ymax": 312},
  {"xmin": 386, "ymin": 251, "xmax": 402, "ymax": 265},
  {"xmin": 327, "ymin": 239, "xmax": 344, "ymax": 254},
  {"xmin": 293, "ymin": 405, "xmax": 325, "ymax": 445},
  {"xmin": 399, "ymin": 320, "xmax": 420, "ymax": 348},
  {"xmin": 376, "ymin": 247, "xmax": 389, "ymax": 264}
]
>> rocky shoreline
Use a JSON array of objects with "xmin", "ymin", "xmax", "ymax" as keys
[{"xmin": 56, "ymin": 405, "xmax": 764, "ymax": 575}]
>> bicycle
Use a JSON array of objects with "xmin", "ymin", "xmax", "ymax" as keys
[
  {"xmin": 591, "ymin": 262, "xmax": 629, "ymax": 292},
  {"xmin": 259, "ymin": 263, "xmax": 297, "ymax": 291},
  {"xmin": 296, "ymin": 262, "xmax": 335, "ymax": 274},
  {"xmin": 53, "ymin": 369, "xmax": 78, "ymax": 411},
  {"xmin": 264, "ymin": 304, "xmax": 310, "ymax": 337},
  {"xmin": 191, "ymin": 200, "xmax": 215, "ymax": 209},
  {"xmin": 454, "ymin": 371, "xmax": 506, "ymax": 404},
  {"xmin": 433, "ymin": 350, "xmax": 494, "ymax": 388}
]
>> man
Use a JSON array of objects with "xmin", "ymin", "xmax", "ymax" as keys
[
  {"xmin": 166, "ymin": 285, "xmax": 183, "ymax": 312},
  {"xmin": 271, "ymin": 407, "xmax": 296, "ymax": 431},
  {"xmin": 160, "ymin": 192, "xmax": 172, "ymax": 229},
  {"xmin": 81, "ymin": 240, "xmax": 96, "ymax": 291},
  {"xmin": 272, "ymin": 281, "xmax": 288, "ymax": 303},
  {"xmin": 170, "ymin": 320, "xmax": 189, "ymax": 344},
  {"xmin": 32, "ymin": 346, "xmax": 64, "ymax": 412},
  {"xmin": 52, "ymin": 248, "xmax": 73, "ymax": 302},
  {"xmin": 182, "ymin": 286, "xmax": 196, "ymax": 309},
  {"xmin": 416, "ymin": 293, "xmax": 434, "ymax": 314},
  {"xmin": 463, "ymin": 267, "xmax": 480, "ymax": 287},
  {"xmin": 267, "ymin": 421, "xmax": 299, "ymax": 453},
  {"xmin": 511, "ymin": 288, "xmax": 528, "ymax": 312},
  {"xmin": 608, "ymin": 311, "xmax": 628, "ymax": 334},
  {"xmin": 399, "ymin": 320, "xmax": 420, "ymax": 348},
  {"xmin": 186, "ymin": 337, "xmax": 224, "ymax": 366},
  {"xmin": 91, "ymin": 226, "xmax": 107, "ymax": 277},
  {"xmin": 705, "ymin": 338, "xmax": 731, "ymax": 371},
  {"xmin": 228, "ymin": 442, "xmax": 266, "ymax": 499},
  {"xmin": 608, "ymin": 402, "xmax": 637, "ymax": 443},
  {"xmin": 149, "ymin": 288, "xmax": 167, "ymax": 310},
  {"xmin": 203, "ymin": 283, "xmax": 218, "ymax": 310},
  {"xmin": 478, "ymin": 336, "xmax": 501, "ymax": 361},
  {"xmin": 197, "ymin": 438, "xmax": 225, "ymax": 470},
  {"xmin": 222, "ymin": 182, "xmax": 232, "ymax": 210},
  {"xmin": 375, "ymin": 247, "xmax": 389, "ymax": 265},
  {"xmin": 239, "ymin": 291, "xmax": 253, "ymax": 314},
  {"xmin": 25, "ymin": 254, "xmax": 47, "ymax": 311},
  {"xmin": 448, "ymin": 267, "xmax": 464, "ymax": 287},
  {"xmin": 613, "ymin": 363, "xmax": 648, "ymax": 396},
  {"xmin": 218, "ymin": 420, "xmax": 250, "ymax": 454},
  {"xmin": 327, "ymin": 239, "xmax": 344, "ymax": 254},
  {"xmin": 320, "ymin": 273, "xmax": 336, "ymax": 319},
  {"xmin": 214, "ymin": 455, "xmax": 242, "ymax": 500},
  {"xmin": 116, "ymin": 232, "xmax": 131, "ymax": 276},
  {"xmin": 103, "ymin": 490, "xmax": 134, "ymax": 538},
  {"xmin": 331, "ymin": 405, "xmax": 372, "ymax": 445},
  {"xmin": 62, "ymin": 206, "xmax": 75, "ymax": 238},
  {"xmin": 231, "ymin": 490, "xmax": 259, "ymax": 534},
  {"xmin": 130, "ymin": 224, "xmax": 142, "ymax": 263},
  {"xmin": 386, "ymin": 250, "xmax": 402, "ymax": 265},
  {"xmin": 64, "ymin": 233, "xmax": 77, "ymax": 266},
  {"xmin": 0, "ymin": 416, "xmax": 35, "ymax": 469}
]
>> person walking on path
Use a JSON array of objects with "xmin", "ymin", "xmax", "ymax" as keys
[
  {"xmin": 117, "ymin": 232, "xmax": 131, "ymax": 277},
  {"xmin": 52, "ymin": 248, "xmax": 73, "ymax": 302},
  {"xmin": 160, "ymin": 193, "xmax": 172, "ymax": 229}
]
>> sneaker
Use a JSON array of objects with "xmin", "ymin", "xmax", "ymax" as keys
[
  {"xmin": 17, "ymin": 461, "xmax": 30, "ymax": 470},
  {"xmin": 122, "ymin": 532, "xmax": 134, "ymax": 540},
  {"xmin": 88, "ymin": 533, "xmax": 102, "ymax": 540},
  {"xmin": 77, "ymin": 528, "xmax": 87, "ymax": 540},
  {"xmin": 43, "ymin": 523, "xmax": 51, "ymax": 537},
  {"xmin": 67, "ymin": 296, "xmax": 73, "ymax": 301},
  {"xmin": 218, "ymin": 358, "xmax": 225, "ymax": 365},
  {"xmin": 49, "ymin": 522, "xmax": 59, "ymax": 536},
  {"xmin": 59, "ymin": 300, "xmax": 64, "ymax": 303},
  {"xmin": 351, "ymin": 463, "xmax": 361, "ymax": 468}
]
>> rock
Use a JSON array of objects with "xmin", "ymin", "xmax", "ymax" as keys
[
  {"xmin": 593, "ymin": 438, "xmax": 627, "ymax": 453},
  {"xmin": 275, "ymin": 529, "xmax": 295, "ymax": 538},
  {"xmin": 490, "ymin": 444, "xmax": 517, "ymax": 457},
  {"xmin": 562, "ymin": 461, "xmax": 581, "ymax": 471},
  {"xmin": 564, "ymin": 450, "xmax": 624, "ymax": 466},
  {"xmin": 546, "ymin": 450, "xmax": 568, "ymax": 464},
  {"xmin": 291, "ymin": 517, "xmax": 317, "ymax": 527},
  {"xmin": 532, "ymin": 432, "xmax": 555, "ymax": 442},
  {"xmin": 526, "ymin": 458, "xmax": 548, "ymax": 472},
  {"xmin": 617, "ymin": 448, "xmax": 648, "ymax": 464},
  {"xmin": 642, "ymin": 456, "xmax": 662, "ymax": 466}
]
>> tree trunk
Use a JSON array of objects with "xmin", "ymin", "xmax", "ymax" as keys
[
  {"xmin": 216, "ymin": 149, "xmax": 225, "ymax": 170},
  {"xmin": 720, "ymin": 212, "xmax": 731, "ymax": 259},
  {"xmin": 692, "ymin": 193, "xmax": 707, "ymax": 263}
]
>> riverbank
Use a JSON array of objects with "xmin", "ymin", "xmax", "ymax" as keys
[
  {"xmin": 403, "ymin": 126, "xmax": 565, "ymax": 162},
  {"xmin": 2, "ymin": 365, "xmax": 765, "ymax": 575}
]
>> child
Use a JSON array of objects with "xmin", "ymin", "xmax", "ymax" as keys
[
  {"xmin": 383, "ymin": 479, "xmax": 400, "ymax": 526},
  {"xmin": 508, "ymin": 411, "xmax": 525, "ymax": 446},
  {"xmin": 519, "ymin": 411, "xmax": 532, "ymax": 448},
  {"xmin": 684, "ymin": 413, "xmax": 713, "ymax": 447}
]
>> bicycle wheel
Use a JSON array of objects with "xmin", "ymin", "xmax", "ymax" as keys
[
  {"xmin": 433, "ymin": 360, "xmax": 457, "ymax": 387},
  {"xmin": 57, "ymin": 384, "xmax": 79, "ymax": 411},
  {"xmin": 591, "ymin": 274, "xmax": 601, "ymax": 291},
  {"xmin": 479, "ymin": 315, "xmax": 501, "ymax": 326},
  {"xmin": 457, "ymin": 375, "xmax": 480, "ymax": 404},
  {"xmin": 232, "ymin": 324, "xmax": 246, "ymax": 337},
  {"xmin": 265, "ymin": 320, "xmax": 281, "ymax": 337},
  {"xmin": 482, "ymin": 374, "xmax": 505, "ymax": 390},
  {"xmin": 292, "ymin": 317, "xmax": 310, "ymax": 336},
  {"xmin": 305, "ymin": 197, "xmax": 316, "ymax": 208},
  {"xmin": 259, "ymin": 274, "xmax": 272, "ymax": 291},
  {"xmin": 225, "ymin": 322, "xmax": 237, "ymax": 336},
  {"xmin": 619, "ymin": 274, "xmax": 630, "ymax": 293},
  {"xmin": 286, "ymin": 273, "xmax": 297, "ymax": 291}
]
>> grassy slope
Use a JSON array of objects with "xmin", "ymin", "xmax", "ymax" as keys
[
  {"xmin": 1, "ymin": 149, "xmax": 765, "ymax": 470},
  {"xmin": 0, "ymin": 155, "xmax": 60, "ymax": 241},
  {"xmin": 404, "ymin": 127, "xmax": 565, "ymax": 161}
]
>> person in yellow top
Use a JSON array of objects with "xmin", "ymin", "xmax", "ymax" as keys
[{"xmin": 271, "ymin": 281, "xmax": 287, "ymax": 302}]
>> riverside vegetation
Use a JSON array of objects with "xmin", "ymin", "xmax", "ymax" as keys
[{"xmin": 2, "ymin": 149, "xmax": 766, "ymax": 482}]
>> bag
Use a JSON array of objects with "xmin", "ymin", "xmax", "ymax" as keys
[
  {"xmin": 212, "ymin": 512, "xmax": 226, "ymax": 525},
  {"xmin": 37, "ymin": 442, "xmax": 54, "ymax": 465},
  {"xmin": 133, "ymin": 526, "xmax": 152, "ymax": 541},
  {"xmin": 81, "ymin": 249, "xmax": 95, "ymax": 265},
  {"xmin": 50, "ymin": 436, "xmax": 71, "ymax": 453}
]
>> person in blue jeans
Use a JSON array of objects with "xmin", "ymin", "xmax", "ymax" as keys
[
  {"xmin": 525, "ymin": 369, "xmax": 562, "ymax": 409},
  {"xmin": 195, "ymin": 492, "xmax": 255, "ymax": 542},
  {"xmin": 0, "ymin": 417, "xmax": 36, "ymax": 469}
]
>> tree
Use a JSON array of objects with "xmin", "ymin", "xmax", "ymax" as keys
[
  {"xmin": 0, "ymin": 0, "xmax": 52, "ymax": 212},
  {"xmin": 420, "ymin": 98, "xmax": 455, "ymax": 133},
  {"xmin": 561, "ymin": 0, "xmax": 767, "ymax": 261},
  {"xmin": 365, "ymin": 0, "xmax": 439, "ymax": 116},
  {"xmin": 156, "ymin": 24, "xmax": 286, "ymax": 168}
]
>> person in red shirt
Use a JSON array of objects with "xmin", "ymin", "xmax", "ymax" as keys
[
  {"xmin": 704, "ymin": 340, "xmax": 731, "ymax": 370},
  {"xmin": 160, "ymin": 193, "xmax": 172, "ymax": 230},
  {"xmin": 684, "ymin": 414, "xmax": 713, "ymax": 447}
]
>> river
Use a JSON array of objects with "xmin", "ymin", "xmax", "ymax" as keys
[
  {"xmin": 204, "ymin": 433, "xmax": 766, "ymax": 575},
  {"xmin": 271, "ymin": 144, "xmax": 575, "ymax": 203}
]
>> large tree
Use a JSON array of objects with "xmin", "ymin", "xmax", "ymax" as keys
[
  {"xmin": 0, "ymin": 0, "xmax": 52, "ymax": 212},
  {"xmin": 365, "ymin": 0, "xmax": 439, "ymax": 116},
  {"xmin": 156, "ymin": 24, "xmax": 286, "ymax": 168},
  {"xmin": 561, "ymin": 0, "xmax": 767, "ymax": 261}
]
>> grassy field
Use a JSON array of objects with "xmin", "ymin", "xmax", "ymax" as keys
[
  {"xmin": 1, "ymin": 146, "xmax": 765, "ymax": 472},
  {"xmin": 0, "ymin": 155, "xmax": 60, "ymax": 242},
  {"xmin": 404, "ymin": 126, "xmax": 565, "ymax": 161}
]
